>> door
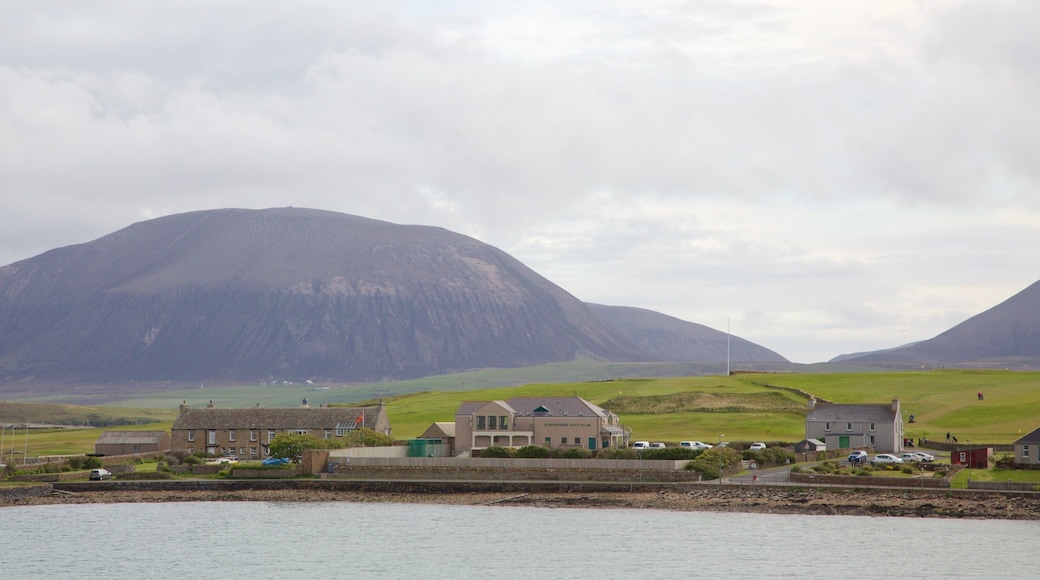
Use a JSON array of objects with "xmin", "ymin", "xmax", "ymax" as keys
[
  {"xmin": 588, "ymin": 437, "xmax": 596, "ymax": 450},
  {"xmin": 839, "ymin": 436, "xmax": 850, "ymax": 449}
]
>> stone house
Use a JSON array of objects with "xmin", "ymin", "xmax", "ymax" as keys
[
  {"xmin": 804, "ymin": 396, "xmax": 903, "ymax": 453},
  {"xmin": 454, "ymin": 396, "xmax": 627, "ymax": 455},
  {"xmin": 1013, "ymin": 426, "xmax": 1040, "ymax": 465},
  {"xmin": 94, "ymin": 430, "xmax": 171, "ymax": 455},
  {"xmin": 170, "ymin": 400, "xmax": 391, "ymax": 458}
]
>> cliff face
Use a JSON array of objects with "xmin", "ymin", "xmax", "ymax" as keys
[{"xmin": 0, "ymin": 208, "xmax": 647, "ymax": 384}]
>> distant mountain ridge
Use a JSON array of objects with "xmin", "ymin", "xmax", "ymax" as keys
[
  {"xmin": 830, "ymin": 279, "xmax": 1040, "ymax": 369},
  {"xmin": 0, "ymin": 208, "xmax": 784, "ymax": 387},
  {"xmin": 586, "ymin": 304, "xmax": 787, "ymax": 364}
]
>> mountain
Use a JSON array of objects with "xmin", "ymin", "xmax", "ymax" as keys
[
  {"xmin": 586, "ymin": 304, "xmax": 788, "ymax": 364},
  {"xmin": 0, "ymin": 208, "xmax": 652, "ymax": 385},
  {"xmin": 831, "ymin": 279, "xmax": 1040, "ymax": 369}
]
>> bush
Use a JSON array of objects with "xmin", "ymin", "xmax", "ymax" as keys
[
  {"xmin": 514, "ymin": 445, "xmax": 551, "ymax": 459},
  {"xmin": 596, "ymin": 447, "xmax": 637, "ymax": 460},
  {"xmin": 559, "ymin": 448, "xmax": 592, "ymax": 459},
  {"xmin": 183, "ymin": 455, "xmax": 202, "ymax": 466},
  {"xmin": 83, "ymin": 456, "xmax": 104, "ymax": 469},
  {"xmin": 67, "ymin": 456, "xmax": 87, "ymax": 470},
  {"xmin": 644, "ymin": 447, "xmax": 699, "ymax": 461},
  {"xmin": 480, "ymin": 446, "xmax": 512, "ymax": 458}
]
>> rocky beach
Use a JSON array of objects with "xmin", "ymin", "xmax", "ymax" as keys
[{"xmin": 5, "ymin": 484, "xmax": 1040, "ymax": 520}]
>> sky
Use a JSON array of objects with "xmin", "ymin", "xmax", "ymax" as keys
[{"xmin": 2, "ymin": 1, "xmax": 1039, "ymax": 364}]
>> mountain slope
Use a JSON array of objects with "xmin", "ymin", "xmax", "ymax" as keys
[
  {"xmin": 834, "ymin": 279, "xmax": 1040, "ymax": 368},
  {"xmin": 0, "ymin": 208, "xmax": 649, "ymax": 384},
  {"xmin": 586, "ymin": 304, "xmax": 788, "ymax": 364}
]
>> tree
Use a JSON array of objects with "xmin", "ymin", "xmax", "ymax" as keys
[
  {"xmin": 267, "ymin": 433, "xmax": 324, "ymax": 463},
  {"xmin": 342, "ymin": 427, "xmax": 395, "ymax": 448}
]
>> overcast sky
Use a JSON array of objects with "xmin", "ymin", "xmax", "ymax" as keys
[{"xmin": 2, "ymin": 1, "xmax": 1038, "ymax": 364}]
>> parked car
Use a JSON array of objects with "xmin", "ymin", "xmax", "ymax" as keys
[
  {"xmin": 748, "ymin": 442, "xmax": 767, "ymax": 451},
  {"xmin": 913, "ymin": 452, "xmax": 935, "ymax": 463},
  {"xmin": 262, "ymin": 457, "xmax": 290, "ymax": 466},
  {"xmin": 631, "ymin": 441, "xmax": 650, "ymax": 450},
  {"xmin": 89, "ymin": 468, "xmax": 112, "ymax": 481},
  {"xmin": 899, "ymin": 452, "xmax": 925, "ymax": 463},
  {"xmin": 649, "ymin": 442, "xmax": 667, "ymax": 449},
  {"xmin": 870, "ymin": 454, "xmax": 903, "ymax": 465},
  {"xmin": 848, "ymin": 450, "xmax": 868, "ymax": 462},
  {"xmin": 680, "ymin": 441, "xmax": 713, "ymax": 450}
]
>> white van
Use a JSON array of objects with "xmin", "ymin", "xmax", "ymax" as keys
[{"xmin": 631, "ymin": 441, "xmax": 650, "ymax": 450}]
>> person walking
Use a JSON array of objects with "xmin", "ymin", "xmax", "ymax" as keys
[{"xmin": 946, "ymin": 431, "xmax": 951, "ymax": 442}]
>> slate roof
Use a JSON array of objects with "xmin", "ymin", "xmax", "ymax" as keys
[
  {"xmin": 455, "ymin": 396, "xmax": 612, "ymax": 418},
  {"xmin": 95, "ymin": 431, "xmax": 168, "ymax": 445},
  {"xmin": 1014, "ymin": 426, "xmax": 1040, "ymax": 444},
  {"xmin": 806, "ymin": 403, "xmax": 897, "ymax": 423},
  {"xmin": 172, "ymin": 407, "xmax": 375, "ymax": 430}
]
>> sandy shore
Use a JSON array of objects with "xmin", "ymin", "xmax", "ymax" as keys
[{"xmin": 7, "ymin": 486, "xmax": 1040, "ymax": 519}]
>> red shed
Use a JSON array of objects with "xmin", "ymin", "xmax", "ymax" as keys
[{"xmin": 951, "ymin": 446, "xmax": 989, "ymax": 469}]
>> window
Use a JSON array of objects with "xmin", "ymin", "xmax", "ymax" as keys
[
  {"xmin": 267, "ymin": 430, "xmax": 276, "ymax": 443},
  {"xmin": 869, "ymin": 423, "xmax": 875, "ymax": 431},
  {"xmin": 500, "ymin": 416, "xmax": 508, "ymax": 429},
  {"xmin": 544, "ymin": 437, "xmax": 551, "ymax": 446},
  {"xmin": 188, "ymin": 448, "xmax": 194, "ymax": 455},
  {"xmin": 288, "ymin": 429, "xmax": 309, "ymax": 435},
  {"xmin": 869, "ymin": 436, "xmax": 875, "ymax": 445},
  {"xmin": 1024, "ymin": 445, "xmax": 1030, "ymax": 460},
  {"xmin": 488, "ymin": 415, "xmax": 497, "ymax": 429},
  {"xmin": 561, "ymin": 437, "xmax": 568, "ymax": 444},
  {"xmin": 229, "ymin": 429, "xmax": 236, "ymax": 442},
  {"xmin": 250, "ymin": 430, "xmax": 258, "ymax": 442},
  {"xmin": 239, "ymin": 447, "xmax": 247, "ymax": 456},
  {"xmin": 250, "ymin": 447, "xmax": 257, "ymax": 456},
  {"xmin": 476, "ymin": 416, "xmax": 486, "ymax": 430},
  {"xmin": 824, "ymin": 423, "xmax": 830, "ymax": 431},
  {"xmin": 325, "ymin": 429, "xmax": 332, "ymax": 440},
  {"xmin": 846, "ymin": 423, "xmax": 853, "ymax": 432},
  {"xmin": 187, "ymin": 430, "xmax": 195, "ymax": 442},
  {"xmin": 133, "ymin": 445, "xmax": 141, "ymax": 453},
  {"xmin": 208, "ymin": 430, "xmax": 217, "ymax": 445}
]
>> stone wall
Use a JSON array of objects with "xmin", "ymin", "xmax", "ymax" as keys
[
  {"xmin": 789, "ymin": 472, "xmax": 949, "ymax": 489},
  {"xmin": 0, "ymin": 484, "xmax": 53, "ymax": 503},
  {"xmin": 326, "ymin": 465, "xmax": 703, "ymax": 482}
]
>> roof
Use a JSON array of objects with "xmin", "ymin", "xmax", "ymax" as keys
[
  {"xmin": 95, "ymin": 431, "xmax": 168, "ymax": 445},
  {"xmin": 456, "ymin": 396, "xmax": 612, "ymax": 418},
  {"xmin": 420, "ymin": 422, "xmax": 456, "ymax": 439},
  {"xmin": 1014, "ymin": 426, "xmax": 1040, "ymax": 444},
  {"xmin": 806, "ymin": 403, "xmax": 897, "ymax": 423},
  {"xmin": 172, "ymin": 407, "xmax": 377, "ymax": 430}
]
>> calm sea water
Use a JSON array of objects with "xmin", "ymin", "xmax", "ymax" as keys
[{"xmin": 1, "ymin": 502, "xmax": 1035, "ymax": 579}]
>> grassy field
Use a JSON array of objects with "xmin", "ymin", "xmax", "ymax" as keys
[{"xmin": 4, "ymin": 369, "xmax": 1040, "ymax": 457}]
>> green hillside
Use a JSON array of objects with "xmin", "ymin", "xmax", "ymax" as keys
[{"xmin": 5, "ymin": 370, "xmax": 1039, "ymax": 457}]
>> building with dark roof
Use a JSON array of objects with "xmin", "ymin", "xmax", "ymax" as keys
[
  {"xmin": 170, "ymin": 400, "xmax": 390, "ymax": 458},
  {"xmin": 94, "ymin": 430, "xmax": 171, "ymax": 455},
  {"xmin": 454, "ymin": 396, "xmax": 627, "ymax": 455},
  {"xmin": 1014, "ymin": 426, "xmax": 1040, "ymax": 465},
  {"xmin": 805, "ymin": 396, "xmax": 904, "ymax": 453}
]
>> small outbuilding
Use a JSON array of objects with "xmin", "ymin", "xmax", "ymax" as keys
[
  {"xmin": 418, "ymin": 422, "xmax": 456, "ymax": 455},
  {"xmin": 94, "ymin": 430, "xmax": 171, "ymax": 455},
  {"xmin": 950, "ymin": 446, "xmax": 989, "ymax": 469},
  {"xmin": 794, "ymin": 438, "xmax": 827, "ymax": 453}
]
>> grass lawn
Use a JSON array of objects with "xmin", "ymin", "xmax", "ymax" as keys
[{"xmin": 5, "ymin": 370, "xmax": 1040, "ymax": 456}]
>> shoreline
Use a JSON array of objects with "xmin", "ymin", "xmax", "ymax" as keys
[{"xmin": 6, "ymin": 484, "xmax": 1040, "ymax": 520}]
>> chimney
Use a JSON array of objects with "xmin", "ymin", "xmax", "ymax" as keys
[
  {"xmin": 206, "ymin": 400, "xmax": 214, "ymax": 408},
  {"xmin": 301, "ymin": 397, "xmax": 310, "ymax": 409},
  {"xmin": 808, "ymin": 396, "xmax": 816, "ymax": 411},
  {"xmin": 891, "ymin": 396, "xmax": 900, "ymax": 414},
  {"xmin": 179, "ymin": 401, "xmax": 189, "ymax": 414}
]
